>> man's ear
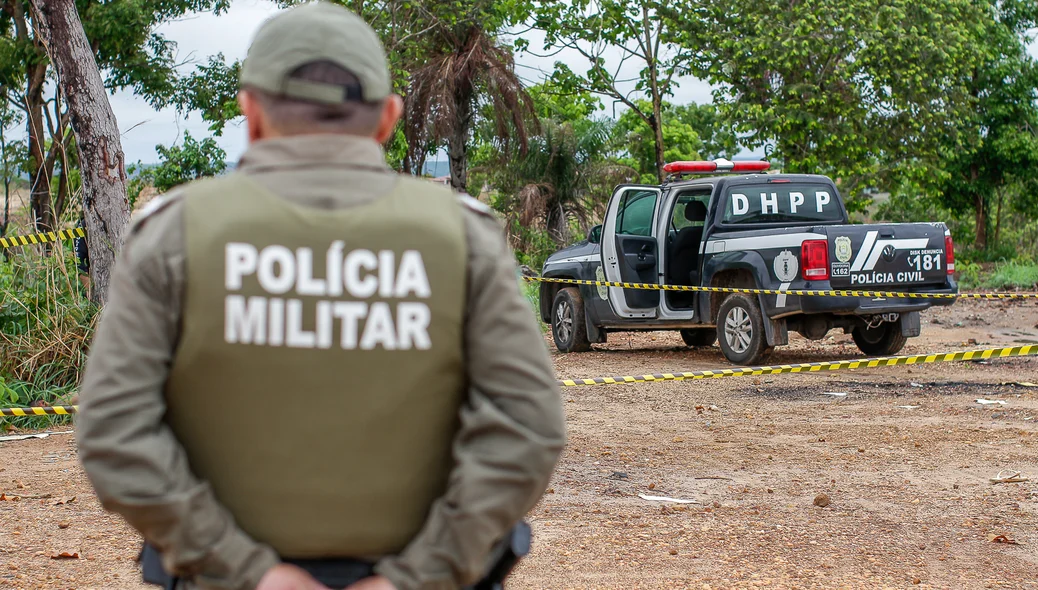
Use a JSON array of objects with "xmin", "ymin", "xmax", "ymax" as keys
[
  {"xmin": 374, "ymin": 94, "xmax": 403, "ymax": 144},
  {"xmin": 239, "ymin": 90, "xmax": 272, "ymax": 142}
]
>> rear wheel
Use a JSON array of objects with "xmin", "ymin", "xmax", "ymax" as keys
[
  {"xmin": 680, "ymin": 328, "xmax": 717, "ymax": 348},
  {"xmin": 552, "ymin": 287, "xmax": 591, "ymax": 353},
  {"xmin": 852, "ymin": 323, "xmax": 907, "ymax": 356},
  {"xmin": 716, "ymin": 294, "xmax": 769, "ymax": 365}
]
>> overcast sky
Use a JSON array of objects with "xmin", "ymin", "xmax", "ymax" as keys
[{"xmin": 5, "ymin": 1, "xmax": 1035, "ymax": 164}]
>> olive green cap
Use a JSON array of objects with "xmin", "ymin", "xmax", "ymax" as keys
[{"xmin": 239, "ymin": 1, "xmax": 391, "ymax": 104}]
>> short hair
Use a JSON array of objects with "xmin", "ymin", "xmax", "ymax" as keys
[{"xmin": 247, "ymin": 61, "xmax": 384, "ymax": 136}]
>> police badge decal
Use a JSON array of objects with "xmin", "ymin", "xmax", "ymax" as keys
[
  {"xmin": 773, "ymin": 250, "xmax": 798, "ymax": 283},
  {"xmin": 595, "ymin": 266, "xmax": 609, "ymax": 300},
  {"xmin": 834, "ymin": 236, "xmax": 852, "ymax": 263}
]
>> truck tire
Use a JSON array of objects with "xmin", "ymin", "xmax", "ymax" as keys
[
  {"xmin": 716, "ymin": 294, "xmax": 769, "ymax": 365},
  {"xmin": 680, "ymin": 328, "xmax": 717, "ymax": 348},
  {"xmin": 852, "ymin": 323, "xmax": 907, "ymax": 356},
  {"xmin": 552, "ymin": 287, "xmax": 592, "ymax": 353}
]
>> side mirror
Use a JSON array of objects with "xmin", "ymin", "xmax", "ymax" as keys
[{"xmin": 588, "ymin": 224, "xmax": 602, "ymax": 244}]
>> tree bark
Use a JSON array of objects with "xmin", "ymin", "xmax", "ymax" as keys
[
  {"xmin": 650, "ymin": 108, "xmax": 665, "ymax": 183},
  {"xmin": 642, "ymin": 6, "xmax": 666, "ymax": 183},
  {"xmin": 994, "ymin": 186, "xmax": 1004, "ymax": 247},
  {"xmin": 448, "ymin": 84, "xmax": 474, "ymax": 193},
  {"xmin": 1, "ymin": 117, "xmax": 10, "ymax": 238},
  {"xmin": 970, "ymin": 164, "xmax": 986, "ymax": 251},
  {"xmin": 31, "ymin": 0, "xmax": 130, "ymax": 306},
  {"xmin": 12, "ymin": 0, "xmax": 56, "ymax": 234},
  {"xmin": 26, "ymin": 68, "xmax": 55, "ymax": 234}
]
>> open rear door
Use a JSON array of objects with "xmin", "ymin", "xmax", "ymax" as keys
[{"xmin": 601, "ymin": 186, "xmax": 662, "ymax": 318}]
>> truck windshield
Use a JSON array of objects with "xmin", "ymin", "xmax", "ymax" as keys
[{"xmin": 722, "ymin": 183, "xmax": 843, "ymax": 224}]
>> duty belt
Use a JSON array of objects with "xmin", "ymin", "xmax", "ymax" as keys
[{"xmin": 140, "ymin": 521, "xmax": 532, "ymax": 589}]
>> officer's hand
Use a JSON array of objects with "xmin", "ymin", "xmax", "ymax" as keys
[
  {"xmin": 343, "ymin": 575, "xmax": 397, "ymax": 590},
  {"xmin": 256, "ymin": 563, "xmax": 331, "ymax": 590}
]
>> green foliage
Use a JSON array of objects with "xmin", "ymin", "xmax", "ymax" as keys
[
  {"xmin": 955, "ymin": 260, "xmax": 983, "ymax": 289},
  {"xmin": 696, "ymin": 0, "xmax": 986, "ymax": 209},
  {"xmin": 981, "ymin": 260, "xmax": 1038, "ymax": 290},
  {"xmin": 503, "ymin": 218, "xmax": 559, "ymax": 271},
  {"xmin": 0, "ymin": 251, "xmax": 95, "ymax": 430},
  {"xmin": 150, "ymin": 131, "xmax": 228, "ymax": 193},
  {"xmin": 613, "ymin": 100, "xmax": 704, "ymax": 183},
  {"xmin": 671, "ymin": 103, "xmax": 738, "ymax": 161},
  {"xmin": 926, "ymin": 1, "xmax": 1038, "ymax": 249},
  {"xmin": 472, "ymin": 83, "xmax": 621, "ymax": 249},
  {"xmin": 175, "ymin": 54, "xmax": 242, "ymax": 135},
  {"xmin": 533, "ymin": 0, "xmax": 699, "ymax": 181}
]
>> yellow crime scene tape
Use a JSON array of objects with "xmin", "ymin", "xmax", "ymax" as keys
[
  {"xmin": 1, "ymin": 345, "xmax": 1034, "ymax": 416},
  {"xmin": 555, "ymin": 344, "xmax": 1037, "ymax": 387},
  {"xmin": 2, "ymin": 230, "xmax": 1035, "ymax": 300},
  {"xmin": 523, "ymin": 276, "xmax": 1038, "ymax": 300},
  {"xmin": 0, "ymin": 227, "xmax": 85, "ymax": 249}
]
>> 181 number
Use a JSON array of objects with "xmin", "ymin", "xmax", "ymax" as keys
[{"xmin": 908, "ymin": 254, "xmax": 941, "ymax": 272}]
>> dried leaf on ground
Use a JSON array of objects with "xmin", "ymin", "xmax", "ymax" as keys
[
  {"xmin": 987, "ymin": 534, "xmax": 1019, "ymax": 545},
  {"xmin": 50, "ymin": 552, "xmax": 80, "ymax": 559}
]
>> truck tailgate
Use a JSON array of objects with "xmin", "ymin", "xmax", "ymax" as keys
[{"xmin": 826, "ymin": 224, "xmax": 949, "ymax": 289}]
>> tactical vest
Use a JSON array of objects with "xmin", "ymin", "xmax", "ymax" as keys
[{"xmin": 164, "ymin": 172, "xmax": 467, "ymax": 558}]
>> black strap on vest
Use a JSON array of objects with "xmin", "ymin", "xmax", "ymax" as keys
[{"xmin": 139, "ymin": 521, "xmax": 531, "ymax": 589}]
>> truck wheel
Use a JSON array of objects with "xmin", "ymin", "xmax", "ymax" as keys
[
  {"xmin": 552, "ymin": 288, "xmax": 592, "ymax": 353},
  {"xmin": 716, "ymin": 294, "xmax": 768, "ymax": 366},
  {"xmin": 680, "ymin": 328, "xmax": 717, "ymax": 348},
  {"xmin": 852, "ymin": 323, "xmax": 907, "ymax": 356}
]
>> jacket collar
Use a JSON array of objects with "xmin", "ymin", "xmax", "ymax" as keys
[{"xmin": 236, "ymin": 135, "xmax": 390, "ymax": 172}]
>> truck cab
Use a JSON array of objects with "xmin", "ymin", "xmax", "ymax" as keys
[{"xmin": 538, "ymin": 159, "xmax": 958, "ymax": 365}]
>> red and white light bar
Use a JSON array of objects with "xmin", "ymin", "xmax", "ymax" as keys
[{"xmin": 662, "ymin": 158, "xmax": 771, "ymax": 174}]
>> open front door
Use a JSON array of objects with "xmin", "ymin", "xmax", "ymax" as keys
[{"xmin": 601, "ymin": 186, "xmax": 662, "ymax": 318}]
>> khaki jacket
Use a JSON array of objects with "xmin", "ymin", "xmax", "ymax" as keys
[{"xmin": 75, "ymin": 135, "xmax": 566, "ymax": 590}]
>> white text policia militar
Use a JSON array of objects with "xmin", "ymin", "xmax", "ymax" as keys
[{"xmin": 223, "ymin": 241, "xmax": 434, "ymax": 351}]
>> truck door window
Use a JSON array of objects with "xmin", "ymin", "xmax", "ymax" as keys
[
  {"xmin": 722, "ymin": 183, "xmax": 844, "ymax": 224},
  {"xmin": 616, "ymin": 190, "xmax": 659, "ymax": 236},
  {"xmin": 672, "ymin": 193, "xmax": 711, "ymax": 231}
]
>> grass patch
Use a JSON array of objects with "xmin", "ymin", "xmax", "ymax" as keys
[
  {"xmin": 980, "ymin": 260, "xmax": 1038, "ymax": 290},
  {"xmin": 957, "ymin": 259, "xmax": 1038, "ymax": 291},
  {"xmin": 1, "ymin": 248, "xmax": 94, "ymax": 431},
  {"xmin": 518, "ymin": 275, "xmax": 550, "ymax": 334}
]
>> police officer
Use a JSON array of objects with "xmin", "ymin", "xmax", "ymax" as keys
[{"xmin": 75, "ymin": 2, "xmax": 566, "ymax": 589}]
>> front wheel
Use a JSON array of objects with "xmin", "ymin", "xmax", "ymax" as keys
[
  {"xmin": 716, "ymin": 294, "xmax": 769, "ymax": 365},
  {"xmin": 551, "ymin": 287, "xmax": 591, "ymax": 353},
  {"xmin": 852, "ymin": 323, "xmax": 907, "ymax": 356}
]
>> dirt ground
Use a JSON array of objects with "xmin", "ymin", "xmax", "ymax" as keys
[{"xmin": 2, "ymin": 300, "xmax": 1037, "ymax": 589}]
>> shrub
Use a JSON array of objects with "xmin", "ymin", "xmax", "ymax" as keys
[{"xmin": 0, "ymin": 248, "xmax": 94, "ymax": 430}]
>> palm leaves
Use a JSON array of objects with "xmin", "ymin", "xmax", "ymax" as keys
[{"xmin": 402, "ymin": 24, "xmax": 536, "ymax": 192}]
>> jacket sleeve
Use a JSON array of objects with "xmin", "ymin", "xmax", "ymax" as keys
[
  {"xmin": 75, "ymin": 198, "xmax": 280, "ymax": 590},
  {"xmin": 374, "ymin": 205, "xmax": 567, "ymax": 590}
]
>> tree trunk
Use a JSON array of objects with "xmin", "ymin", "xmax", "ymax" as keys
[
  {"xmin": 970, "ymin": 164, "xmax": 986, "ymax": 251},
  {"xmin": 1, "ymin": 120, "xmax": 10, "ymax": 237},
  {"xmin": 447, "ymin": 85, "xmax": 474, "ymax": 193},
  {"xmin": 650, "ymin": 107, "xmax": 665, "ymax": 183},
  {"xmin": 994, "ymin": 187, "xmax": 1004, "ymax": 247},
  {"xmin": 31, "ymin": 0, "xmax": 130, "ymax": 306},
  {"xmin": 26, "ymin": 84, "xmax": 55, "ymax": 234},
  {"xmin": 973, "ymin": 192, "xmax": 987, "ymax": 251},
  {"xmin": 642, "ymin": 5, "xmax": 666, "ymax": 183},
  {"xmin": 12, "ymin": 0, "xmax": 56, "ymax": 234}
]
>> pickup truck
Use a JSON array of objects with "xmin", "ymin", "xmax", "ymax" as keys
[{"xmin": 537, "ymin": 159, "xmax": 958, "ymax": 365}]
